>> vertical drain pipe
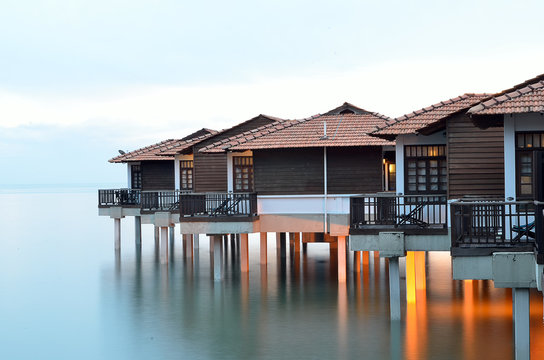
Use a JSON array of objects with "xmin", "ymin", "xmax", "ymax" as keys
[{"xmin": 324, "ymin": 146, "xmax": 328, "ymax": 234}]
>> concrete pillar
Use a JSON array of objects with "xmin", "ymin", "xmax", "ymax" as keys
[
  {"xmin": 213, "ymin": 235, "xmax": 223, "ymax": 281},
  {"xmin": 415, "ymin": 251, "xmax": 426, "ymax": 290},
  {"xmin": 114, "ymin": 218, "xmax": 121, "ymax": 251},
  {"xmin": 154, "ymin": 226, "xmax": 160, "ymax": 247},
  {"xmin": 241, "ymin": 233, "xmax": 249, "ymax": 272},
  {"xmin": 276, "ymin": 232, "xmax": 281, "ymax": 250},
  {"xmin": 280, "ymin": 232, "xmax": 287, "ymax": 258},
  {"xmin": 209, "ymin": 236, "xmax": 214, "ymax": 253},
  {"xmin": 184, "ymin": 234, "xmax": 193, "ymax": 258},
  {"xmin": 294, "ymin": 233, "xmax": 301, "ymax": 253},
  {"xmin": 169, "ymin": 226, "xmax": 175, "ymax": 243},
  {"xmin": 354, "ymin": 251, "xmax": 361, "ymax": 273},
  {"xmin": 302, "ymin": 242, "xmax": 307, "ymax": 254},
  {"xmin": 160, "ymin": 226, "xmax": 168, "ymax": 264},
  {"xmin": 513, "ymin": 288, "xmax": 530, "ymax": 360},
  {"xmin": 193, "ymin": 234, "xmax": 199, "ymax": 249},
  {"xmin": 134, "ymin": 216, "xmax": 141, "ymax": 247},
  {"xmin": 260, "ymin": 232, "xmax": 267, "ymax": 265},
  {"xmin": 337, "ymin": 236, "xmax": 347, "ymax": 283},
  {"xmin": 362, "ymin": 251, "xmax": 370, "ymax": 265},
  {"xmin": 389, "ymin": 257, "xmax": 401, "ymax": 321},
  {"xmin": 406, "ymin": 251, "xmax": 416, "ymax": 304}
]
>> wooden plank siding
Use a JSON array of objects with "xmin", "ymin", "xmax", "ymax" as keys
[
  {"xmin": 253, "ymin": 147, "xmax": 383, "ymax": 195},
  {"xmin": 327, "ymin": 147, "xmax": 382, "ymax": 194},
  {"xmin": 193, "ymin": 115, "xmax": 279, "ymax": 192},
  {"xmin": 447, "ymin": 113, "xmax": 504, "ymax": 198},
  {"xmin": 141, "ymin": 160, "xmax": 175, "ymax": 190},
  {"xmin": 193, "ymin": 153, "xmax": 228, "ymax": 192}
]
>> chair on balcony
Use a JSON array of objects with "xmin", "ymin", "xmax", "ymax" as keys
[
  {"xmin": 396, "ymin": 203, "xmax": 428, "ymax": 228},
  {"xmin": 512, "ymin": 221, "xmax": 535, "ymax": 242},
  {"xmin": 211, "ymin": 196, "xmax": 243, "ymax": 216}
]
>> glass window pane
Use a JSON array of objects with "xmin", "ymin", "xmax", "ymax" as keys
[
  {"xmin": 518, "ymin": 133, "xmax": 525, "ymax": 148},
  {"xmin": 521, "ymin": 185, "xmax": 532, "ymax": 195},
  {"xmin": 526, "ymin": 134, "xmax": 533, "ymax": 147}
]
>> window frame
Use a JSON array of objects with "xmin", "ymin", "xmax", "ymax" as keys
[
  {"xmin": 233, "ymin": 156, "xmax": 254, "ymax": 192},
  {"xmin": 404, "ymin": 145, "xmax": 447, "ymax": 195},
  {"xmin": 131, "ymin": 164, "xmax": 142, "ymax": 190},
  {"xmin": 515, "ymin": 132, "xmax": 544, "ymax": 200},
  {"xmin": 180, "ymin": 160, "xmax": 194, "ymax": 191}
]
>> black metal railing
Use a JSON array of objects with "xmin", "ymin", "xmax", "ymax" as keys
[
  {"xmin": 450, "ymin": 199, "xmax": 538, "ymax": 248},
  {"xmin": 98, "ymin": 189, "xmax": 141, "ymax": 207},
  {"xmin": 140, "ymin": 190, "xmax": 192, "ymax": 212},
  {"xmin": 180, "ymin": 192, "xmax": 257, "ymax": 217},
  {"xmin": 350, "ymin": 194, "xmax": 448, "ymax": 233}
]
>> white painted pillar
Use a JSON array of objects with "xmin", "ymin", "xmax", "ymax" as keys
[
  {"xmin": 513, "ymin": 288, "xmax": 530, "ymax": 360},
  {"xmin": 193, "ymin": 234, "xmax": 200, "ymax": 249},
  {"xmin": 114, "ymin": 218, "xmax": 121, "ymax": 251},
  {"xmin": 134, "ymin": 216, "xmax": 141, "ymax": 247},
  {"xmin": 160, "ymin": 227, "xmax": 169, "ymax": 264},
  {"xmin": 213, "ymin": 235, "xmax": 223, "ymax": 281},
  {"xmin": 389, "ymin": 257, "xmax": 401, "ymax": 321}
]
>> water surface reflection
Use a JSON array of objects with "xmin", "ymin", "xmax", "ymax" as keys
[{"xmin": 103, "ymin": 237, "xmax": 544, "ymax": 360}]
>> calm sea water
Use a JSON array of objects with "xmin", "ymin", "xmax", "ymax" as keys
[{"xmin": 0, "ymin": 187, "xmax": 543, "ymax": 359}]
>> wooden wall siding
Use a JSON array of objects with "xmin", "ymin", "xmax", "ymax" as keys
[
  {"xmin": 327, "ymin": 147, "xmax": 382, "ymax": 194},
  {"xmin": 253, "ymin": 147, "xmax": 383, "ymax": 195},
  {"xmin": 254, "ymin": 148, "xmax": 324, "ymax": 195},
  {"xmin": 193, "ymin": 153, "xmax": 228, "ymax": 192},
  {"xmin": 447, "ymin": 113, "xmax": 504, "ymax": 199},
  {"xmin": 193, "ymin": 115, "xmax": 278, "ymax": 192},
  {"xmin": 141, "ymin": 160, "xmax": 175, "ymax": 190}
]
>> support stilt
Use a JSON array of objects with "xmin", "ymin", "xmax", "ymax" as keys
[
  {"xmin": 294, "ymin": 233, "xmax": 301, "ymax": 253},
  {"xmin": 389, "ymin": 257, "xmax": 401, "ymax": 320},
  {"xmin": 260, "ymin": 232, "xmax": 267, "ymax": 265},
  {"xmin": 169, "ymin": 226, "xmax": 175, "ymax": 244},
  {"xmin": 337, "ymin": 236, "xmax": 347, "ymax": 283},
  {"xmin": 213, "ymin": 235, "xmax": 223, "ymax": 281},
  {"xmin": 134, "ymin": 216, "xmax": 141, "ymax": 247},
  {"xmin": 160, "ymin": 227, "xmax": 168, "ymax": 264},
  {"xmin": 114, "ymin": 218, "xmax": 121, "ymax": 251},
  {"xmin": 406, "ymin": 251, "xmax": 416, "ymax": 304},
  {"xmin": 193, "ymin": 234, "xmax": 199, "ymax": 249},
  {"xmin": 513, "ymin": 288, "xmax": 530, "ymax": 360},
  {"xmin": 241, "ymin": 233, "xmax": 249, "ymax": 272},
  {"xmin": 415, "ymin": 251, "xmax": 426, "ymax": 290},
  {"xmin": 279, "ymin": 232, "xmax": 286, "ymax": 258},
  {"xmin": 154, "ymin": 226, "xmax": 160, "ymax": 247},
  {"xmin": 354, "ymin": 251, "xmax": 361, "ymax": 273}
]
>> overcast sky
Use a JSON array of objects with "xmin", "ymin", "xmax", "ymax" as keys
[{"xmin": 2, "ymin": 0, "xmax": 544, "ymax": 185}]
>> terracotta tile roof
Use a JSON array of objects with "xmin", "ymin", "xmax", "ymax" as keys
[
  {"xmin": 373, "ymin": 93, "xmax": 490, "ymax": 137},
  {"xmin": 109, "ymin": 128, "xmax": 217, "ymax": 163},
  {"xmin": 158, "ymin": 114, "xmax": 285, "ymax": 156},
  {"xmin": 156, "ymin": 132, "xmax": 219, "ymax": 156},
  {"xmin": 468, "ymin": 74, "xmax": 544, "ymax": 115},
  {"xmin": 202, "ymin": 112, "xmax": 394, "ymax": 152},
  {"xmin": 109, "ymin": 139, "xmax": 179, "ymax": 163}
]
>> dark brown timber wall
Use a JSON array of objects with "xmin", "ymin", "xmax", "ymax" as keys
[
  {"xmin": 327, "ymin": 147, "xmax": 382, "ymax": 194},
  {"xmin": 447, "ymin": 113, "xmax": 504, "ymax": 198},
  {"xmin": 253, "ymin": 147, "xmax": 382, "ymax": 195},
  {"xmin": 141, "ymin": 160, "xmax": 174, "ymax": 190},
  {"xmin": 193, "ymin": 153, "xmax": 228, "ymax": 192},
  {"xmin": 193, "ymin": 115, "xmax": 277, "ymax": 192}
]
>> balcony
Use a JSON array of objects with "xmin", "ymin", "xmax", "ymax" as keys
[
  {"xmin": 98, "ymin": 189, "xmax": 141, "ymax": 207},
  {"xmin": 140, "ymin": 190, "xmax": 193, "ymax": 213},
  {"xmin": 450, "ymin": 199, "xmax": 544, "ymax": 263},
  {"xmin": 350, "ymin": 194, "xmax": 448, "ymax": 235},
  {"xmin": 180, "ymin": 192, "xmax": 257, "ymax": 221}
]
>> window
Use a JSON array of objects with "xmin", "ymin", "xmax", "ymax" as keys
[
  {"xmin": 405, "ymin": 145, "xmax": 447, "ymax": 195},
  {"xmin": 516, "ymin": 132, "xmax": 544, "ymax": 199},
  {"xmin": 131, "ymin": 164, "xmax": 142, "ymax": 189},
  {"xmin": 233, "ymin": 156, "xmax": 253, "ymax": 192},
  {"xmin": 180, "ymin": 160, "xmax": 193, "ymax": 190}
]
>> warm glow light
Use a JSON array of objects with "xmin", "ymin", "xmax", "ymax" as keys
[
  {"xmin": 388, "ymin": 163, "xmax": 396, "ymax": 173},
  {"xmin": 406, "ymin": 251, "xmax": 416, "ymax": 304},
  {"xmin": 416, "ymin": 251, "xmax": 426, "ymax": 290}
]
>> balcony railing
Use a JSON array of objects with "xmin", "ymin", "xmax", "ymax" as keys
[
  {"xmin": 98, "ymin": 189, "xmax": 141, "ymax": 207},
  {"xmin": 180, "ymin": 192, "xmax": 257, "ymax": 218},
  {"xmin": 141, "ymin": 190, "xmax": 192, "ymax": 213},
  {"xmin": 350, "ymin": 194, "xmax": 448, "ymax": 235},
  {"xmin": 451, "ymin": 200, "xmax": 542, "ymax": 257}
]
